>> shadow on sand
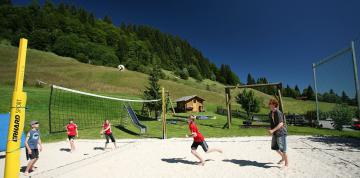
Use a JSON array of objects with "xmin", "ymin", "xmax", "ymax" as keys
[
  {"xmin": 305, "ymin": 136, "xmax": 360, "ymax": 151},
  {"xmin": 59, "ymin": 148, "xmax": 71, "ymax": 152},
  {"xmin": 0, "ymin": 155, "xmax": 5, "ymax": 159},
  {"xmin": 223, "ymin": 159, "xmax": 278, "ymax": 168},
  {"xmin": 93, "ymin": 147, "xmax": 105, "ymax": 151},
  {"xmin": 161, "ymin": 158, "xmax": 214, "ymax": 165}
]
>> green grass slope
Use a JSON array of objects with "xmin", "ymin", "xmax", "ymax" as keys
[{"xmin": 0, "ymin": 44, "xmax": 336, "ymax": 113}]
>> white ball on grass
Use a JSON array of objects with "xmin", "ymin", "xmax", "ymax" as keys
[{"xmin": 118, "ymin": 65, "xmax": 125, "ymax": 71}]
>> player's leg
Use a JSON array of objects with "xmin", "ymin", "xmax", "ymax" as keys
[
  {"xmin": 278, "ymin": 135, "xmax": 288, "ymax": 166},
  {"xmin": 71, "ymin": 139, "xmax": 75, "ymax": 151},
  {"xmin": 72, "ymin": 138, "xmax": 76, "ymax": 150},
  {"xmin": 69, "ymin": 136, "xmax": 75, "ymax": 151},
  {"xmin": 24, "ymin": 150, "xmax": 38, "ymax": 175},
  {"xmin": 191, "ymin": 142, "xmax": 204, "ymax": 165},
  {"xmin": 30, "ymin": 158, "xmax": 39, "ymax": 171},
  {"xmin": 276, "ymin": 150, "xmax": 284, "ymax": 164},
  {"xmin": 272, "ymin": 135, "xmax": 284, "ymax": 163},
  {"xmin": 24, "ymin": 159, "xmax": 35, "ymax": 175},
  {"xmin": 110, "ymin": 133, "xmax": 117, "ymax": 148},
  {"xmin": 202, "ymin": 141, "xmax": 222, "ymax": 154},
  {"xmin": 105, "ymin": 134, "xmax": 110, "ymax": 149},
  {"xmin": 30, "ymin": 149, "xmax": 39, "ymax": 171}
]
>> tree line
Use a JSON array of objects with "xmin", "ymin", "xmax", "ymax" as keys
[
  {"xmin": 246, "ymin": 73, "xmax": 356, "ymax": 105},
  {"xmin": 0, "ymin": 0, "xmax": 240, "ymax": 85}
]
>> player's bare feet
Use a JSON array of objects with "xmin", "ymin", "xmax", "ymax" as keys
[
  {"xmin": 277, "ymin": 159, "xmax": 284, "ymax": 164},
  {"xmin": 197, "ymin": 161, "xmax": 205, "ymax": 166},
  {"xmin": 280, "ymin": 165, "xmax": 288, "ymax": 170}
]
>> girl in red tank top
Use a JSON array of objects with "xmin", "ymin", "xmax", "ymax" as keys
[
  {"xmin": 100, "ymin": 119, "xmax": 117, "ymax": 149},
  {"xmin": 66, "ymin": 119, "xmax": 78, "ymax": 152}
]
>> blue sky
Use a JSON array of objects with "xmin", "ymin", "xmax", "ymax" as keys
[{"xmin": 13, "ymin": 0, "xmax": 360, "ymax": 94}]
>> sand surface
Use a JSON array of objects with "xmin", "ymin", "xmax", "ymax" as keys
[{"xmin": 0, "ymin": 136, "xmax": 359, "ymax": 178}]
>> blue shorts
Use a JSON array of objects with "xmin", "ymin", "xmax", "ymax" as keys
[{"xmin": 271, "ymin": 135, "xmax": 287, "ymax": 153}]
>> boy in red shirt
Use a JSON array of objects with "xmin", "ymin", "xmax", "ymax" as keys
[
  {"xmin": 66, "ymin": 119, "xmax": 78, "ymax": 152},
  {"xmin": 186, "ymin": 115, "xmax": 222, "ymax": 166}
]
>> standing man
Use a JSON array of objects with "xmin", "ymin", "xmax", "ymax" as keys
[
  {"xmin": 268, "ymin": 99, "xmax": 288, "ymax": 167},
  {"xmin": 24, "ymin": 120, "xmax": 42, "ymax": 176}
]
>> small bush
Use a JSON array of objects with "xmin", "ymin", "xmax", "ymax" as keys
[
  {"xmin": 329, "ymin": 104, "xmax": 354, "ymax": 130},
  {"xmin": 179, "ymin": 68, "xmax": 189, "ymax": 80}
]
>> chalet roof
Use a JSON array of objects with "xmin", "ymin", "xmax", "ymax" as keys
[{"xmin": 175, "ymin": 95, "xmax": 205, "ymax": 102}]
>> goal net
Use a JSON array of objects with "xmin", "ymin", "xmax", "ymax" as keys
[
  {"xmin": 48, "ymin": 85, "xmax": 161, "ymax": 133},
  {"xmin": 313, "ymin": 40, "xmax": 360, "ymax": 120}
]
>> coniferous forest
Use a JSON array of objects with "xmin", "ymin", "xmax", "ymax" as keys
[
  {"xmin": 0, "ymin": 0, "xmax": 355, "ymax": 105},
  {"xmin": 0, "ymin": 0, "xmax": 240, "ymax": 85}
]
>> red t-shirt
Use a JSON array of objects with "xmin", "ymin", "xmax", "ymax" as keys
[
  {"xmin": 103, "ymin": 123, "xmax": 112, "ymax": 135},
  {"xmin": 189, "ymin": 122, "xmax": 205, "ymax": 142},
  {"xmin": 66, "ymin": 123, "xmax": 77, "ymax": 136}
]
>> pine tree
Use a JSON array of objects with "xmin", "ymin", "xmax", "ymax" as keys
[
  {"xmin": 247, "ymin": 73, "xmax": 255, "ymax": 85},
  {"xmin": 0, "ymin": 0, "xmax": 12, "ymax": 6},
  {"xmin": 306, "ymin": 85, "xmax": 315, "ymax": 100},
  {"xmin": 294, "ymin": 85, "xmax": 301, "ymax": 98},
  {"xmin": 103, "ymin": 15, "xmax": 112, "ymax": 24},
  {"xmin": 143, "ymin": 67, "xmax": 162, "ymax": 119},
  {"xmin": 341, "ymin": 91, "xmax": 350, "ymax": 104}
]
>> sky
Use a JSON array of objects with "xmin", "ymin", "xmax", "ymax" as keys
[{"xmin": 12, "ymin": 0, "xmax": 360, "ymax": 95}]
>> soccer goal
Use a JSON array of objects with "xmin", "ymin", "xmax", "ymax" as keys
[
  {"xmin": 224, "ymin": 83, "xmax": 284, "ymax": 129},
  {"xmin": 312, "ymin": 40, "xmax": 360, "ymax": 124},
  {"xmin": 48, "ymin": 85, "xmax": 162, "ymax": 134}
]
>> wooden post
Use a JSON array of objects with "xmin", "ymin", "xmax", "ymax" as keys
[
  {"xmin": 162, "ymin": 88, "xmax": 167, "ymax": 139},
  {"xmin": 276, "ymin": 84, "xmax": 287, "ymax": 125},
  {"xmin": 225, "ymin": 88, "xmax": 231, "ymax": 129},
  {"xmin": 166, "ymin": 91, "xmax": 176, "ymax": 115},
  {"xmin": 277, "ymin": 87, "xmax": 284, "ymax": 112}
]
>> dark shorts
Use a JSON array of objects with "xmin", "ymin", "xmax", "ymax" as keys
[
  {"xmin": 105, "ymin": 133, "xmax": 116, "ymax": 143},
  {"xmin": 68, "ymin": 135, "xmax": 76, "ymax": 140},
  {"xmin": 271, "ymin": 134, "xmax": 287, "ymax": 153},
  {"xmin": 191, "ymin": 141, "xmax": 209, "ymax": 152},
  {"xmin": 26, "ymin": 149, "xmax": 39, "ymax": 160}
]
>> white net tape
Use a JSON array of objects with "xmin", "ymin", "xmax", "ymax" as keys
[{"xmin": 52, "ymin": 85, "xmax": 161, "ymax": 103}]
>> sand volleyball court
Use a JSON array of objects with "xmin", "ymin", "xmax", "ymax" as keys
[{"xmin": 0, "ymin": 136, "xmax": 359, "ymax": 178}]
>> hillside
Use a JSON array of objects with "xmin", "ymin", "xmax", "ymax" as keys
[
  {"xmin": 2, "ymin": 44, "xmax": 357, "ymax": 142},
  {"xmin": 0, "ymin": 44, "xmax": 337, "ymax": 114},
  {"xmin": 0, "ymin": 2, "xmax": 240, "ymax": 85}
]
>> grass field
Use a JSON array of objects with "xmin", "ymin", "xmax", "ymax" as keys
[{"xmin": 0, "ymin": 44, "xmax": 359, "ymax": 142}]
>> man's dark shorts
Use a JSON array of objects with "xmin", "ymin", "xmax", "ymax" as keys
[
  {"xmin": 68, "ymin": 135, "xmax": 76, "ymax": 140},
  {"xmin": 191, "ymin": 141, "xmax": 209, "ymax": 152},
  {"xmin": 26, "ymin": 149, "xmax": 39, "ymax": 160},
  {"xmin": 271, "ymin": 134, "xmax": 287, "ymax": 153}
]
